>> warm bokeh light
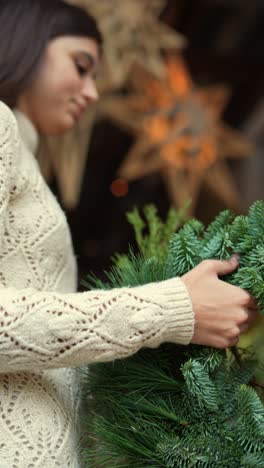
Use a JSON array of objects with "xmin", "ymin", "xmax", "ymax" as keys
[{"xmin": 110, "ymin": 178, "xmax": 129, "ymax": 197}]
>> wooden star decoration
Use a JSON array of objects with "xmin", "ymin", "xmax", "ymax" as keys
[
  {"xmin": 99, "ymin": 55, "xmax": 254, "ymax": 213},
  {"xmin": 67, "ymin": 0, "xmax": 185, "ymax": 90}
]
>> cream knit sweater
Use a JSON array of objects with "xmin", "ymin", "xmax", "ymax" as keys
[{"xmin": 0, "ymin": 101, "xmax": 194, "ymax": 467}]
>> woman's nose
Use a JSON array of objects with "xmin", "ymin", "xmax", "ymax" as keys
[{"xmin": 82, "ymin": 78, "xmax": 99, "ymax": 102}]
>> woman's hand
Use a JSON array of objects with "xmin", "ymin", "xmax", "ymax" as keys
[{"xmin": 181, "ymin": 256, "xmax": 259, "ymax": 348}]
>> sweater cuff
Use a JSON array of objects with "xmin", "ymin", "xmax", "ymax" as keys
[{"xmin": 139, "ymin": 277, "xmax": 194, "ymax": 348}]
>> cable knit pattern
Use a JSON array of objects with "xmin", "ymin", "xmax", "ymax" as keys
[{"xmin": 0, "ymin": 101, "xmax": 194, "ymax": 467}]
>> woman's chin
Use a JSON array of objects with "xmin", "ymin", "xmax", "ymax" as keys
[{"xmin": 42, "ymin": 115, "xmax": 77, "ymax": 135}]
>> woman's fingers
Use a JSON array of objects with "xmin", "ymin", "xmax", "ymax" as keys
[
  {"xmin": 182, "ymin": 259, "xmax": 260, "ymax": 349},
  {"xmin": 208, "ymin": 256, "xmax": 240, "ymax": 276},
  {"xmin": 247, "ymin": 296, "xmax": 259, "ymax": 310},
  {"xmin": 227, "ymin": 308, "xmax": 259, "ymax": 336},
  {"xmin": 238, "ymin": 322, "xmax": 250, "ymax": 334},
  {"xmin": 247, "ymin": 307, "xmax": 260, "ymax": 322},
  {"xmin": 239, "ymin": 307, "xmax": 260, "ymax": 325}
]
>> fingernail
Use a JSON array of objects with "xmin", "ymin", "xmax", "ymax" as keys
[{"xmin": 231, "ymin": 254, "xmax": 240, "ymax": 262}]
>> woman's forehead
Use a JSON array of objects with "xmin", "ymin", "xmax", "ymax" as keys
[{"xmin": 49, "ymin": 36, "xmax": 100, "ymax": 59}]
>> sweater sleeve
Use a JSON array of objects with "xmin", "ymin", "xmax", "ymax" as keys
[
  {"xmin": 0, "ymin": 101, "xmax": 194, "ymax": 373},
  {"xmin": 0, "ymin": 280, "xmax": 194, "ymax": 373},
  {"xmin": 0, "ymin": 102, "xmax": 19, "ymax": 240}
]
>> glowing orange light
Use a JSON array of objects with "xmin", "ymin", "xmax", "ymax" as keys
[
  {"xmin": 161, "ymin": 135, "xmax": 217, "ymax": 170},
  {"xmin": 136, "ymin": 56, "xmax": 220, "ymax": 171},
  {"xmin": 167, "ymin": 56, "xmax": 192, "ymax": 97},
  {"xmin": 146, "ymin": 81, "xmax": 171, "ymax": 107},
  {"xmin": 110, "ymin": 178, "xmax": 129, "ymax": 197},
  {"xmin": 115, "ymin": 53, "xmax": 252, "ymax": 214},
  {"xmin": 143, "ymin": 117, "xmax": 169, "ymax": 143}
]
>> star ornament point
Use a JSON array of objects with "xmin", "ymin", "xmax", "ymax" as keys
[
  {"xmin": 116, "ymin": 56, "xmax": 254, "ymax": 213},
  {"xmin": 67, "ymin": 0, "xmax": 185, "ymax": 90}
]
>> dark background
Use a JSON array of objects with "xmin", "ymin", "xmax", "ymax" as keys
[{"xmin": 55, "ymin": 0, "xmax": 264, "ymax": 285}]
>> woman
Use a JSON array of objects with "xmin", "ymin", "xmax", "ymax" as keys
[{"xmin": 0, "ymin": 0, "xmax": 258, "ymax": 466}]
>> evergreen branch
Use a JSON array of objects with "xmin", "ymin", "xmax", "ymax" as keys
[{"xmin": 80, "ymin": 200, "xmax": 264, "ymax": 467}]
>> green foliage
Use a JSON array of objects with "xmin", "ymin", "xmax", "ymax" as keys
[
  {"xmin": 126, "ymin": 203, "xmax": 188, "ymax": 264},
  {"xmin": 80, "ymin": 201, "xmax": 264, "ymax": 467},
  {"xmin": 82, "ymin": 247, "xmax": 166, "ymax": 290},
  {"xmin": 236, "ymin": 385, "xmax": 264, "ymax": 453},
  {"xmin": 165, "ymin": 220, "xmax": 204, "ymax": 277},
  {"xmin": 82, "ymin": 204, "xmax": 188, "ymax": 291},
  {"xmin": 181, "ymin": 359, "xmax": 218, "ymax": 411}
]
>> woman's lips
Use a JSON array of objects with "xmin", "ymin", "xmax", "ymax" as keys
[
  {"xmin": 69, "ymin": 103, "xmax": 85, "ymax": 120},
  {"xmin": 76, "ymin": 103, "xmax": 86, "ymax": 115}
]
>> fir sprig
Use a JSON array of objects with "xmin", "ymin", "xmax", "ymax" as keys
[
  {"xmin": 126, "ymin": 203, "xmax": 188, "ymax": 263},
  {"xmin": 79, "ymin": 201, "xmax": 264, "ymax": 467}
]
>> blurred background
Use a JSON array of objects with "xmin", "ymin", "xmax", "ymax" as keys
[{"xmin": 45, "ymin": 0, "xmax": 264, "ymax": 285}]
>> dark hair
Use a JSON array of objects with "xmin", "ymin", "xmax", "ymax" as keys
[{"xmin": 0, "ymin": 0, "xmax": 103, "ymax": 107}]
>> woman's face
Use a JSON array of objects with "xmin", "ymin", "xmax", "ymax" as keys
[{"xmin": 17, "ymin": 36, "xmax": 100, "ymax": 135}]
